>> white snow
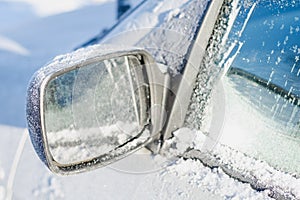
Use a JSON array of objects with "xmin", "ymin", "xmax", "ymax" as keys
[
  {"xmin": 163, "ymin": 159, "xmax": 270, "ymax": 200},
  {"xmin": 1, "ymin": 0, "xmax": 298, "ymax": 199},
  {"xmin": 102, "ymin": 0, "xmax": 189, "ymax": 47},
  {"xmin": 0, "ymin": 166, "xmax": 4, "ymax": 199},
  {"xmin": 0, "ymin": 36, "xmax": 30, "ymax": 56},
  {"xmin": 4, "ymin": 0, "xmax": 114, "ymax": 17},
  {"xmin": 0, "ymin": 167, "xmax": 4, "ymax": 180},
  {"xmin": 0, "ymin": 187, "xmax": 5, "ymax": 200},
  {"xmin": 164, "ymin": 127, "xmax": 299, "ymax": 199}
]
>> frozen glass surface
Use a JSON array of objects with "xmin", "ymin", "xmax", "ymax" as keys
[
  {"xmin": 44, "ymin": 55, "xmax": 147, "ymax": 165},
  {"xmin": 222, "ymin": 1, "xmax": 300, "ymax": 175}
]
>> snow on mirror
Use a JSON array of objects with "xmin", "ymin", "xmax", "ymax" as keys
[
  {"xmin": 26, "ymin": 47, "xmax": 157, "ymax": 175},
  {"xmin": 44, "ymin": 55, "xmax": 149, "ymax": 165}
]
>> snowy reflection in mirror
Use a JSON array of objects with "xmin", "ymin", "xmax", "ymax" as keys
[{"xmin": 44, "ymin": 55, "xmax": 150, "ymax": 165}]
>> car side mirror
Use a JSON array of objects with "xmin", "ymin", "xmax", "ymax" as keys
[{"xmin": 26, "ymin": 45, "xmax": 166, "ymax": 175}]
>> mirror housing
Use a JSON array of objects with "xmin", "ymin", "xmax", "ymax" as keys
[{"xmin": 26, "ymin": 45, "xmax": 165, "ymax": 175}]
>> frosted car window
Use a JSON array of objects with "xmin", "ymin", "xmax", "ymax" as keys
[{"xmin": 222, "ymin": 1, "xmax": 300, "ymax": 175}]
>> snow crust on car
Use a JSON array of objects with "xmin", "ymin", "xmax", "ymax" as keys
[
  {"xmin": 137, "ymin": 0, "xmax": 210, "ymax": 75},
  {"xmin": 161, "ymin": 127, "xmax": 300, "ymax": 199},
  {"xmin": 102, "ymin": 0, "xmax": 211, "ymax": 75}
]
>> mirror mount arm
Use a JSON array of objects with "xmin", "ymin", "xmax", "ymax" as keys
[{"xmin": 145, "ymin": 63, "xmax": 171, "ymax": 154}]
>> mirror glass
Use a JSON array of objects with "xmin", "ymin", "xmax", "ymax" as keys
[
  {"xmin": 43, "ymin": 55, "xmax": 150, "ymax": 165},
  {"xmin": 220, "ymin": 1, "xmax": 300, "ymax": 175}
]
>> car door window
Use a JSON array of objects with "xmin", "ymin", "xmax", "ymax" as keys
[{"xmin": 219, "ymin": 1, "xmax": 300, "ymax": 175}]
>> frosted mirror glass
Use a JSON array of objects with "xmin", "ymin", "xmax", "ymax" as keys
[{"xmin": 43, "ymin": 55, "xmax": 150, "ymax": 165}]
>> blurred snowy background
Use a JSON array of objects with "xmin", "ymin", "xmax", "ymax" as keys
[{"xmin": 0, "ymin": 0, "xmax": 119, "ymax": 127}]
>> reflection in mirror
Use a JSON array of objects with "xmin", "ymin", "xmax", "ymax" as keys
[
  {"xmin": 44, "ymin": 55, "xmax": 150, "ymax": 165},
  {"xmin": 220, "ymin": 1, "xmax": 300, "ymax": 175}
]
